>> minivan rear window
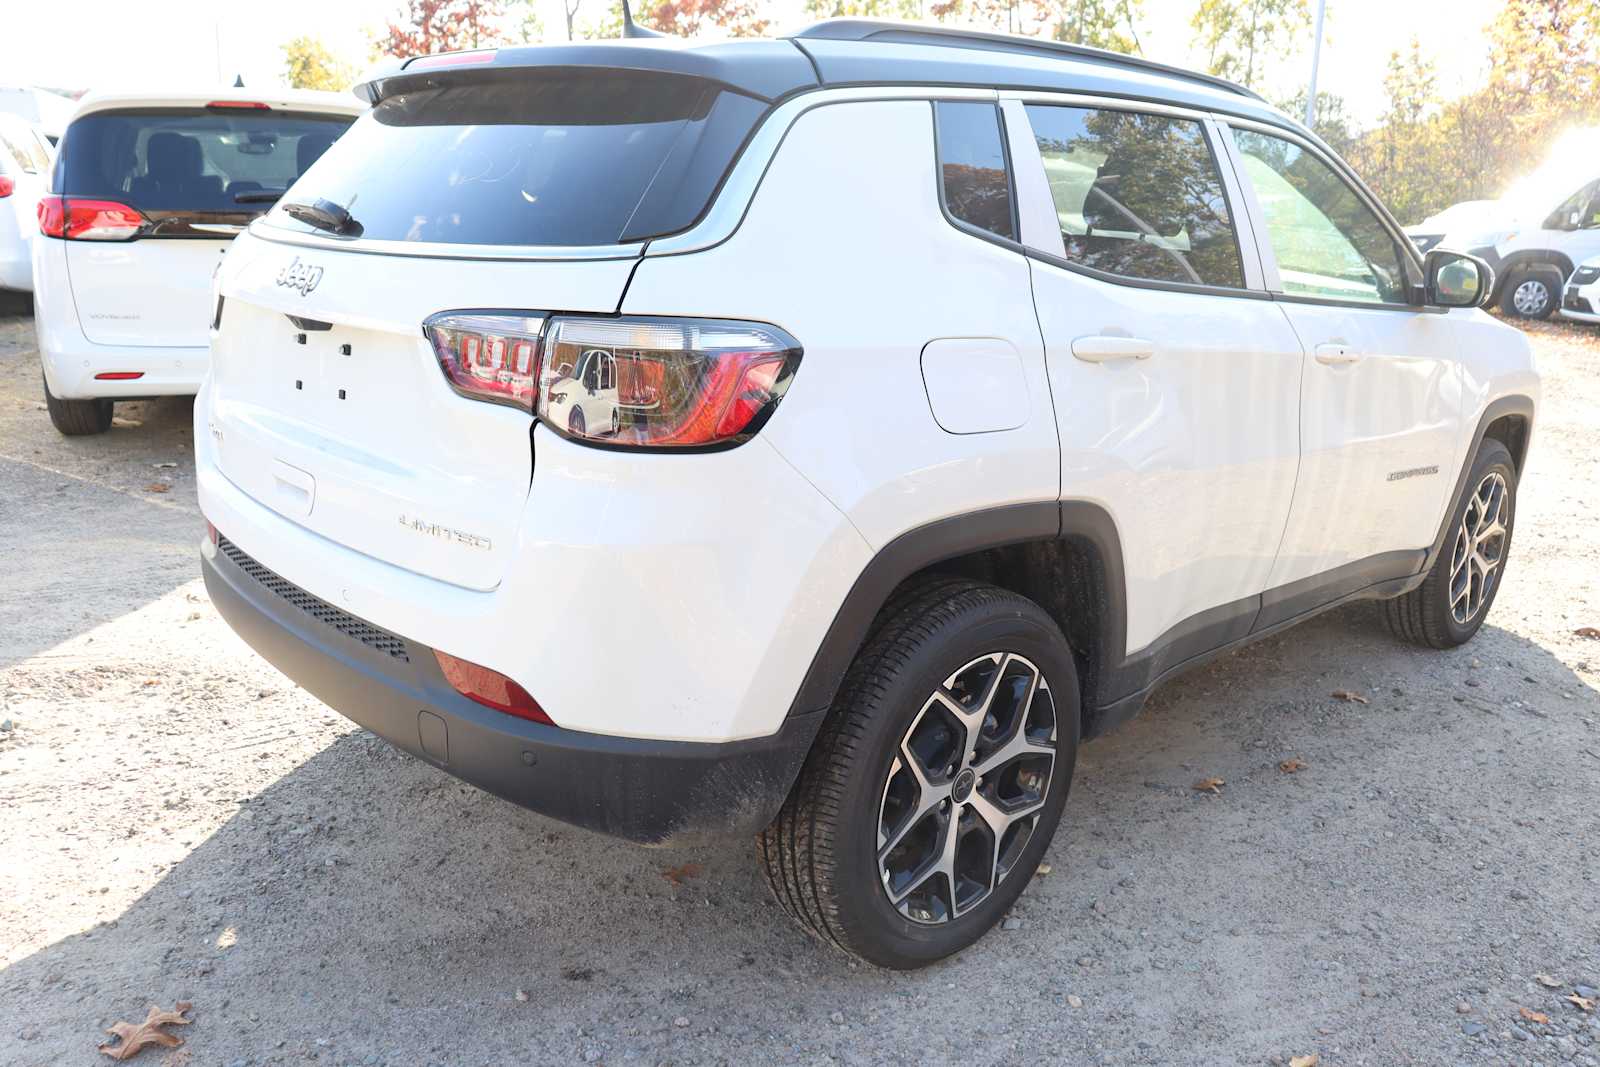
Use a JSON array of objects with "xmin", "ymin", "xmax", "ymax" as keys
[
  {"xmin": 56, "ymin": 108, "xmax": 355, "ymax": 222},
  {"xmin": 268, "ymin": 69, "xmax": 767, "ymax": 248}
]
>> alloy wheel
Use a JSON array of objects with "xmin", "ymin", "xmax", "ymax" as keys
[
  {"xmin": 877, "ymin": 653, "xmax": 1057, "ymax": 924},
  {"xmin": 1448, "ymin": 471, "xmax": 1509, "ymax": 624}
]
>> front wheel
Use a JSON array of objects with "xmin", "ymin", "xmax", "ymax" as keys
[
  {"xmin": 1384, "ymin": 438, "xmax": 1516, "ymax": 648},
  {"xmin": 759, "ymin": 578, "xmax": 1078, "ymax": 968},
  {"xmin": 1501, "ymin": 271, "xmax": 1558, "ymax": 320}
]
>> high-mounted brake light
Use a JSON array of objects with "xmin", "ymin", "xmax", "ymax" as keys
[
  {"xmin": 435, "ymin": 650, "xmax": 553, "ymax": 725},
  {"xmin": 207, "ymin": 100, "xmax": 271, "ymax": 109},
  {"xmin": 38, "ymin": 196, "xmax": 147, "ymax": 241},
  {"xmin": 538, "ymin": 317, "xmax": 802, "ymax": 449},
  {"xmin": 0, "ymin": 177, "xmax": 13, "ymax": 198},
  {"xmin": 406, "ymin": 50, "xmax": 498, "ymax": 71}
]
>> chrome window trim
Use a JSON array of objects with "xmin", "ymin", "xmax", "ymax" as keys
[{"xmin": 247, "ymin": 219, "xmax": 646, "ymax": 262}]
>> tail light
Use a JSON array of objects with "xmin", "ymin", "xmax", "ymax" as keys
[
  {"xmin": 423, "ymin": 312, "xmax": 543, "ymax": 409},
  {"xmin": 423, "ymin": 312, "xmax": 801, "ymax": 449},
  {"xmin": 538, "ymin": 317, "xmax": 801, "ymax": 449},
  {"xmin": 37, "ymin": 196, "xmax": 147, "ymax": 241},
  {"xmin": 434, "ymin": 650, "xmax": 553, "ymax": 725},
  {"xmin": 0, "ymin": 177, "xmax": 13, "ymax": 198}
]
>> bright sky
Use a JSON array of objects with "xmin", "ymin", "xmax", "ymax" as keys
[{"xmin": 0, "ymin": 0, "xmax": 1501, "ymax": 127}]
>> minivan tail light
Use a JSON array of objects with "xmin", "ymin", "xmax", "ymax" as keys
[
  {"xmin": 0, "ymin": 177, "xmax": 13, "ymax": 198},
  {"xmin": 538, "ymin": 316, "xmax": 801, "ymax": 449},
  {"xmin": 37, "ymin": 196, "xmax": 147, "ymax": 241},
  {"xmin": 422, "ymin": 312, "xmax": 543, "ymax": 409}
]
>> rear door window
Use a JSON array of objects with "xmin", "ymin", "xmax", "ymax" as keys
[
  {"xmin": 56, "ymin": 108, "xmax": 355, "ymax": 229},
  {"xmin": 934, "ymin": 101, "xmax": 1015, "ymax": 240},
  {"xmin": 1023, "ymin": 104, "xmax": 1245, "ymax": 289},
  {"xmin": 268, "ymin": 69, "xmax": 767, "ymax": 248}
]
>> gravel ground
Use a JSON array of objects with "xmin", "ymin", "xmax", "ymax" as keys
[{"xmin": 2, "ymin": 290, "xmax": 1598, "ymax": 1067}]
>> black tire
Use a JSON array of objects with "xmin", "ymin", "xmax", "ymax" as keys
[
  {"xmin": 43, "ymin": 375, "xmax": 113, "ymax": 436},
  {"xmin": 1384, "ymin": 439, "xmax": 1516, "ymax": 649},
  {"xmin": 568, "ymin": 407, "xmax": 585, "ymax": 436},
  {"xmin": 1499, "ymin": 268, "xmax": 1559, "ymax": 320},
  {"xmin": 759, "ymin": 577, "xmax": 1079, "ymax": 968}
]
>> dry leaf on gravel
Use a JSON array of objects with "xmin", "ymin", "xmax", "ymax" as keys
[
  {"xmin": 1576, "ymin": 627, "xmax": 1600, "ymax": 639},
  {"xmin": 1519, "ymin": 1007, "xmax": 1550, "ymax": 1025},
  {"xmin": 1279, "ymin": 756, "xmax": 1308, "ymax": 773},
  {"xmin": 1192, "ymin": 777, "xmax": 1225, "ymax": 794},
  {"xmin": 1289, "ymin": 1055, "xmax": 1320, "ymax": 1067},
  {"xmin": 1536, "ymin": 974, "xmax": 1563, "ymax": 988},
  {"xmin": 143, "ymin": 483, "xmax": 170, "ymax": 494},
  {"xmin": 1330, "ymin": 689, "xmax": 1369, "ymax": 704},
  {"xmin": 661, "ymin": 862, "xmax": 702, "ymax": 887},
  {"xmin": 98, "ymin": 1002, "xmax": 192, "ymax": 1060},
  {"xmin": 1568, "ymin": 994, "xmax": 1596, "ymax": 1012}
]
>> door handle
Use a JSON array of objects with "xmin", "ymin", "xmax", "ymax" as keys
[
  {"xmin": 1072, "ymin": 336, "xmax": 1154, "ymax": 363},
  {"xmin": 1314, "ymin": 342, "xmax": 1360, "ymax": 365}
]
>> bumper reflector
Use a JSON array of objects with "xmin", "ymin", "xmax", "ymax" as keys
[{"xmin": 434, "ymin": 650, "xmax": 553, "ymax": 725}]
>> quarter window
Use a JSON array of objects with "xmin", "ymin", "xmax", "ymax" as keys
[
  {"xmin": 934, "ymin": 101, "xmax": 1015, "ymax": 241},
  {"xmin": 1023, "ymin": 104, "xmax": 1244, "ymax": 289},
  {"xmin": 1230, "ymin": 129, "xmax": 1411, "ymax": 305}
]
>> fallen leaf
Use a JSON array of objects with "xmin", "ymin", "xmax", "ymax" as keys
[
  {"xmin": 98, "ymin": 1002, "xmax": 193, "ymax": 1060},
  {"xmin": 1536, "ymin": 973, "xmax": 1563, "ymax": 988},
  {"xmin": 1290, "ymin": 1055, "xmax": 1320, "ymax": 1067},
  {"xmin": 1568, "ymin": 994, "xmax": 1596, "ymax": 1012},
  {"xmin": 1192, "ymin": 777, "xmax": 1225, "ymax": 794},
  {"xmin": 661, "ymin": 862, "xmax": 702, "ymax": 887},
  {"xmin": 1035, "ymin": 862, "xmax": 1052, "ymax": 876},
  {"xmin": 142, "ymin": 679, "xmax": 159, "ymax": 687},
  {"xmin": 1519, "ymin": 1007, "xmax": 1550, "ymax": 1025},
  {"xmin": 1576, "ymin": 627, "xmax": 1600, "ymax": 639},
  {"xmin": 1066, "ymin": 993, "xmax": 1083, "ymax": 1008},
  {"xmin": 1278, "ymin": 756, "xmax": 1309, "ymax": 773},
  {"xmin": 143, "ymin": 483, "xmax": 170, "ymax": 494},
  {"xmin": 1330, "ymin": 689, "xmax": 1369, "ymax": 704}
]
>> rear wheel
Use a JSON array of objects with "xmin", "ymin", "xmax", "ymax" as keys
[
  {"xmin": 1500, "ymin": 270, "xmax": 1558, "ymax": 320},
  {"xmin": 43, "ymin": 375, "xmax": 113, "ymax": 436},
  {"xmin": 759, "ymin": 578, "xmax": 1078, "ymax": 968},
  {"xmin": 1384, "ymin": 439, "xmax": 1516, "ymax": 648},
  {"xmin": 568, "ymin": 407, "xmax": 586, "ymax": 436}
]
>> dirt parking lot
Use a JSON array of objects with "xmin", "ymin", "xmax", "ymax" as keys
[{"xmin": 2, "ymin": 289, "xmax": 1598, "ymax": 1066}]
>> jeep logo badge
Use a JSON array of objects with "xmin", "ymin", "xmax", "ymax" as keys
[{"xmin": 276, "ymin": 256, "xmax": 324, "ymax": 297}]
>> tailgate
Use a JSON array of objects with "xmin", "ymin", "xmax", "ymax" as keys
[{"xmin": 209, "ymin": 232, "xmax": 637, "ymax": 591}]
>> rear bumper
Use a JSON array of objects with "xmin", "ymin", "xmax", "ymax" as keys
[
  {"xmin": 37, "ymin": 334, "xmax": 208, "ymax": 398},
  {"xmin": 0, "ymin": 245, "xmax": 30, "ymax": 291},
  {"xmin": 202, "ymin": 533, "xmax": 823, "ymax": 845}
]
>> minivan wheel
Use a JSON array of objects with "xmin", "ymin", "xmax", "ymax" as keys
[
  {"xmin": 568, "ymin": 407, "xmax": 586, "ymax": 436},
  {"xmin": 1384, "ymin": 438, "xmax": 1516, "ymax": 649},
  {"xmin": 759, "ymin": 577, "xmax": 1078, "ymax": 968},
  {"xmin": 43, "ymin": 375, "xmax": 113, "ymax": 436},
  {"xmin": 1501, "ymin": 272, "xmax": 1556, "ymax": 319}
]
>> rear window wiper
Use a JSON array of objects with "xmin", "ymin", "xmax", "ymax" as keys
[
  {"xmin": 234, "ymin": 190, "xmax": 285, "ymax": 204},
  {"xmin": 280, "ymin": 197, "xmax": 363, "ymax": 237}
]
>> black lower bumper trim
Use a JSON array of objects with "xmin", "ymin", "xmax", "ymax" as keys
[{"xmin": 203, "ymin": 539, "xmax": 822, "ymax": 845}]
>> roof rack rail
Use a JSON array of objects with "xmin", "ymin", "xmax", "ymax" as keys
[{"xmin": 789, "ymin": 19, "xmax": 1265, "ymax": 103}]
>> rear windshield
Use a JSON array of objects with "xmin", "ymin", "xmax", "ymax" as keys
[
  {"xmin": 267, "ymin": 69, "xmax": 767, "ymax": 247},
  {"xmin": 56, "ymin": 108, "xmax": 355, "ymax": 219}
]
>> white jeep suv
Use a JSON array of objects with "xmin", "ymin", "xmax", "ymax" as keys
[
  {"xmin": 197, "ymin": 23, "xmax": 1538, "ymax": 968},
  {"xmin": 33, "ymin": 88, "xmax": 361, "ymax": 435}
]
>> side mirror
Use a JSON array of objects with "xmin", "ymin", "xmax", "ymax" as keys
[{"xmin": 1424, "ymin": 249, "xmax": 1494, "ymax": 309}]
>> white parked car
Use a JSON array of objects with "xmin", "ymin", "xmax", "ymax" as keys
[
  {"xmin": 1559, "ymin": 255, "xmax": 1600, "ymax": 324},
  {"xmin": 0, "ymin": 113, "xmax": 53, "ymax": 292},
  {"xmin": 197, "ymin": 23, "xmax": 1537, "ymax": 968},
  {"xmin": 33, "ymin": 87, "xmax": 362, "ymax": 435}
]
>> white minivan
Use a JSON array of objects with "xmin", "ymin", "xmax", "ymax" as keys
[
  {"xmin": 33, "ymin": 88, "xmax": 361, "ymax": 434},
  {"xmin": 0, "ymin": 113, "xmax": 53, "ymax": 293}
]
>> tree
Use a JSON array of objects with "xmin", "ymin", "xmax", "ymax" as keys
[
  {"xmin": 282, "ymin": 36, "xmax": 356, "ymax": 91},
  {"xmin": 375, "ymin": 0, "xmax": 508, "ymax": 59},
  {"xmin": 1048, "ymin": 0, "xmax": 1143, "ymax": 54},
  {"xmin": 804, "ymin": 0, "xmax": 922, "ymax": 20},
  {"xmin": 1190, "ymin": 0, "xmax": 1310, "ymax": 89},
  {"xmin": 641, "ymin": 0, "xmax": 770, "ymax": 36}
]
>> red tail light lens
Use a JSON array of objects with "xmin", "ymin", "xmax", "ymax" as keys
[
  {"xmin": 537, "ymin": 317, "xmax": 801, "ymax": 448},
  {"xmin": 434, "ymin": 650, "xmax": 553, "ymax": 725},
  {"xmin": 422, "ymin": 312, "xmax": 543, "ymax": 409},
  {"xmin": 37, "ymin": 196, "xmax": 147, "ymax": 241},
  {"xmin": 0, "ymin": 177, "xmax": 13, "ymax": 198}
]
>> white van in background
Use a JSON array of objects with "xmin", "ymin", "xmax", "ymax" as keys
[
  {"xmin": 33, "ymin": 87, "xmax": 362, "ymax": 435},
  {"xmin": 0, "ymin": 113, "xmax": 53, "ymax": 293}
]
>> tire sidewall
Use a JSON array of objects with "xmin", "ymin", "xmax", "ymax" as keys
[
  {"xmin": 1437, "ymin": 441, "xmax": 1517, "ymax": 643},
  {"xmin": 832, "ymin": 603, "xmax": 1080, "ymax": 968}
]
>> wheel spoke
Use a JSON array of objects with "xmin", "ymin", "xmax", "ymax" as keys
[
  {"xmin": 973, "ymin": 718, "xmax": 1051, "ymax": 777},
  {"xmin": 878, "ymin": 751, "xmax": 945, "ymax": 859}
]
